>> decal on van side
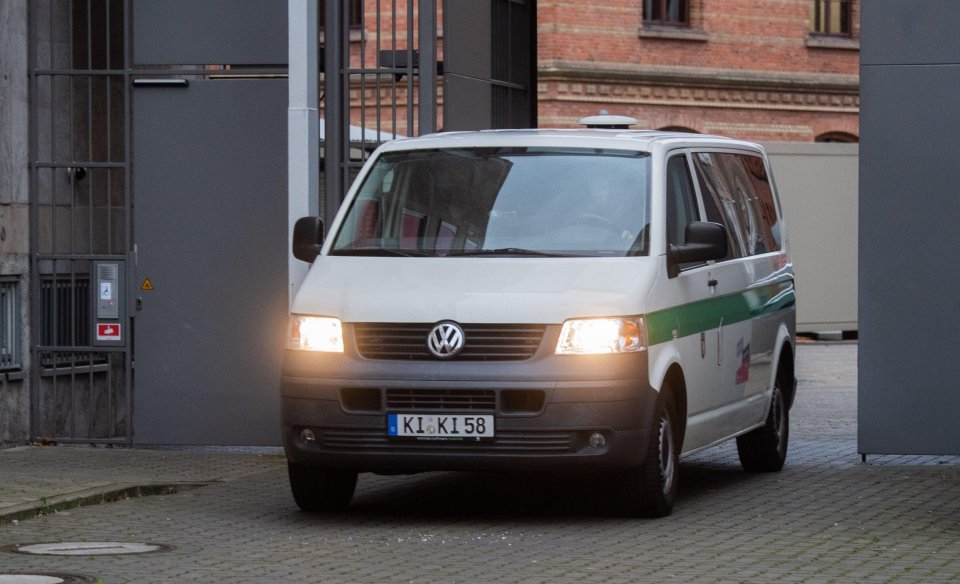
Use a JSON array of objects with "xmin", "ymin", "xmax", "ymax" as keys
[
  {"xmin": 736, "ymin": 337, "xmax": 750, "ymax": 385},
  {"xmin": 645, "ymin": 279, "xmax": 794, "ymax": 346}
]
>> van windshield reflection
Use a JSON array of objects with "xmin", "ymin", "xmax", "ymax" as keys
[{"xmin": 330, "ymin": 147, "xmax": 652, "ymax": 258}]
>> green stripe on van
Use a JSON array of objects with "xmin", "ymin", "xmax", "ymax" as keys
[{"xmin": 646, "ymin": 280, "xmax": 795, "ymax": 346}]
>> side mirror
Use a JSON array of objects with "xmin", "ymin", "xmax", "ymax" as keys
[
  {"xmin": 293, "ymin": 216, "xmax": 325, "ymax": 263},
  {"xmin": 667, "ymin": 221, "xmax": 728, "ymax": 278}
]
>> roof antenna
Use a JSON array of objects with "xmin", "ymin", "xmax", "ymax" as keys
[{"xmin": 578, "ymin": 112, "xmax": 639, "ymax": 129}]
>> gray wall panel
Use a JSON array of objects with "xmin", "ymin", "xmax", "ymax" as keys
[
  {"xmin": 443, "ymin": 0, "xmax": 492, "ymax": 80},
  {"xmin": 444, "ymin": 75, "xmax": 493, "ymax": 131},
  {"xmin": 859, "ymin": 47, "xmax": 960, "ymax": 453},
  {"xmin": 442, "ymin": 0, "xmax": 535, "ymax": 130},
  {"xmin": 862, "ymin": 0, "xmax": 960, "ymax": 66},
  {"xmin": 443, "ymin": 0, "xmax": 493, "ymax": 131},
  {"xmin": 132, "ymin": 79, "xmax": 287, "ymax": 445},
  {"xmin": 133, "ymin": 0, "xmax": 286, "ymax": 65}
]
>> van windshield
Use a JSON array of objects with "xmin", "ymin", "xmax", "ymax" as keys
[{"xmin": 330, "ymin": 147, "xmax": 651, "ymax": 257}]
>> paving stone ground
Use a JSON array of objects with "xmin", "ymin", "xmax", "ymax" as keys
[{"xmin": 1, "ymin": 342, "xmax": 958, "ymax": 583}]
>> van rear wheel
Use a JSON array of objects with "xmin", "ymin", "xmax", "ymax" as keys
[
  {"xmin": 288, "ymin": 462, "xmax": 358, "ymax": 512},
  {"xmin": 619, "ymin": 391, "xmax": 680, "ymax": 518},
  {"xmin": 736, "ymin": 378, "xmax": 789, "ymax": 472}
]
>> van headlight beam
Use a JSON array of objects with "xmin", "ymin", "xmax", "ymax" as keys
[
  {"xmin": 555, "ymin": 317, "xmax": 647, "ymax": 355},
  {"xmin": 289, "ymin": 315, "xmax": 345, "ymax": 352}
]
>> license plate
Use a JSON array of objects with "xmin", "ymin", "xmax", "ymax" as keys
[{"xmin": 387, "ymin": 413, "xmax": 495, "ymax": 440}]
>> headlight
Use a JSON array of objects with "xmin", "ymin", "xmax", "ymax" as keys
[
  {"xmin": 555, "ymin": 317, "xmax": 646, "ymax": 355},
  {"xmin": 289, "ymin": 316, "xmax": 344, "ymax": 352}
]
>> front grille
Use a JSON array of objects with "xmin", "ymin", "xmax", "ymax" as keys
[
  {"xmin": 353, "ymin": 323, "xmax": 546, "ymax": 361},
  {"xmin": 317, "ymin": 426, "xmax": 575, "ymax": 453},
  {"xmin": 386, "ymin": 389, "xmax": 495, "ymax": 411}
]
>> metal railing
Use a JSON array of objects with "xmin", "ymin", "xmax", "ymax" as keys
[{"xmin": 322, "ymin": 0, "xmax": 439, "ymax": 224}]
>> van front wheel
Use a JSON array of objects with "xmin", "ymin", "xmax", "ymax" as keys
[
  {"xmin": 288, "ymin": 462, "xmax": 358, "ymax": 512},
  {"xmin": 736, "ymin": 379, "xmax": 789, "ymax": 472},
  {"xmin": 619, "ymin": 391, "xmax": 679, "ymax": 518}
]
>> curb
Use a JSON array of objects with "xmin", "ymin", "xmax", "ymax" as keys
[{"xmin": 0, "ymin": 482, "xmax": 211, "ymax": 526}]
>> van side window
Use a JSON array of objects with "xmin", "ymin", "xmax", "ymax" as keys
[
  {"xmin": 692, "ymin": 151, "xmax": 782, "ymax": 257},
  {"xmin": 739, "ymin": 154, "xmax": 782, "ymax": 250},
  {"xmin": 666, "ymin": 155, "xmax": 700, "ymax": 247},
  {"xmin": 692, "ymin": 152, "xmax": 741, "ymax": 260},
  {"xmin": 715, "ymin": 153, "xmax": 767, "ymax": 255}
]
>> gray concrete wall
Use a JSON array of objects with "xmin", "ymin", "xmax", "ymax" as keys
[
  {"xmin": 0, "ymin": 0, "xmax": 31, "ymax": 448},
  {"xmin": 765, "ymin": 142, "xmax": 859, "ymax": 335},
  {"xmin": 859, "ymin": 0, "xmax": 960, "ymax": 455}
]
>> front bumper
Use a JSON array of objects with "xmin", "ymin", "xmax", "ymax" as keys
[{"xmin": 281, "ymin": 329, "xmax": 658, "ymax": 473}]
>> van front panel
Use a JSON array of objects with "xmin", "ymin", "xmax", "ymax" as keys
[{"xmin": 281, "ymin": 331, "xmax": 659, "ymax": 471}]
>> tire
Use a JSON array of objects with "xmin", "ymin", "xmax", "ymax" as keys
[
  {"xmin": 736, "ymin": 377, "xmax": 789, "ymax": 472},
  {"xmin": 619, "ymin": 391, "xmax": 680, "ymax": 518},
  {"xmin": 287, "ymin": 462, "xmax": 358, "ymax": 512}
]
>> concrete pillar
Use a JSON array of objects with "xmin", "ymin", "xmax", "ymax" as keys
[
  {"xmin": 287, "ymin": 0, "xmax": 319, "ymax": 304},
  {"xmin": 0, "ymin": 0, "xmax": 31, "ymax": 447}
]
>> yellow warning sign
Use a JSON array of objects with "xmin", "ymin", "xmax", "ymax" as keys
[{"xmin": 140, "ymin": 278, "xmax": 155, "ymax": 291}]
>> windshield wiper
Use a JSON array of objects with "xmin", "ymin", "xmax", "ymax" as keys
[
  {"xmin": 447, "ymin": 247, "xmax": 568, "ymax": 257},
  {"xmin": 329, "ymin": 248, "xmax": 428, "ymax": 257}
]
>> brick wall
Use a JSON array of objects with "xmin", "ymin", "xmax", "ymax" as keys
[{"xmin": 537, "ymin": 0, "xmax": 860, "ymax": 141}]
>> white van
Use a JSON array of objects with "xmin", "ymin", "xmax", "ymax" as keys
[{"xmin": 283, "ymin": 119, "xmax": 796, "ymax": 517}]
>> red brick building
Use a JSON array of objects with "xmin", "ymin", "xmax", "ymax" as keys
[{"xmin": 536, "ymin": 0, "xmax": 860, "ymax": 141}]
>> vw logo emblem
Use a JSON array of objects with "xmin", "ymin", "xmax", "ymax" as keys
[{"xmin": 427, "ymin": 322, "xmax": 465, "ymax": 359}]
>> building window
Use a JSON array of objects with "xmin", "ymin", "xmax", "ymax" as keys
[
  {"xmin": 643, "ymin": 0, "xmax": 690, "ymax": 27},
  {"xmin": 811, "ymin": 0, "xmax": 852, "ymax": 36},
  {"xmin": 0, "ymin": 279, "xmax": 21, "ymax": 371}
]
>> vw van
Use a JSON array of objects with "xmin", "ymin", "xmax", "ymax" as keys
[{"xmin": 283, "ymin": 118, "xmax": 796, "ymax": 517}]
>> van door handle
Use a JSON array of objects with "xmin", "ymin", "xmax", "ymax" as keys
[{"xmin": 708, "ymin": 278, "xmax": 718, "ymax": 287}]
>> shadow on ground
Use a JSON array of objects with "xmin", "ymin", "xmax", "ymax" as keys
[{"xmin": 311, "ymin": 458, "xmax": 755, "ymax": 521}]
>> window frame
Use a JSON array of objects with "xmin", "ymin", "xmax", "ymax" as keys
[
  {"xmin": 643, "ymin": 0, "xmax": 691, "ymax": 28},
  {"xmin": 810, "ymin": 0, "xmax": 853, "ymax": 37},
  {"xmin": 666, "ymin": 154, "xmax": 701, "ymax": 247},
  {"xmin": 690, "ymin": 150, "xmax": 783, "ymax": 260},
  {"xmin": 0, "ymin": 278, "xmax": 21, "ymax": 371},
  {"xmin": 666, "ymin": 152, "xmax": 708, "ymax": 273}
]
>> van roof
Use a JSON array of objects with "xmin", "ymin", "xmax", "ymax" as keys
[{"xmin": 376, "ymin": 128, "xmax": 763, "ymax": 154}]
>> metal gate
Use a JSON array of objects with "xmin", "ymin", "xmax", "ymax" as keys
[
  {"xmin": 321, "ymin": 0, "xmax": 440, "ymax": 224},
  {"xmin": 24, "ymin": 0, "xmax": 536, "ymax": 446},
  {"xmin": 28, "ymin": 0, "xmax": 132, "ymax": 444},
  {"xmin": 320, "ymin": 0, "xmax": 536, "ymax": 219}
]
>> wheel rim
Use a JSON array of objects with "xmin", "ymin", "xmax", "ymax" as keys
[{"xmin": 658, "ymin": 414, "xmax": 676, "ymax": 496}]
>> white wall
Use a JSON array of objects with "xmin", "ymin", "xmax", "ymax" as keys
[{"xmin": 764, "ymin": 142, "xmax": 859, "ymax": 334}]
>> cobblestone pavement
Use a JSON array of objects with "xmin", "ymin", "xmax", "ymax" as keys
[{"xmin": 1, "ymin": 343, "xmax": 959, "ymax": 583}]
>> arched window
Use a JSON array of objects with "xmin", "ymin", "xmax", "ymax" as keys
[
  {"xmin": 815, "ymin": 132, "xmax": 858, "ymax": 143},
  {"xmin": 658, "ymin": 126, "xmax": 699, "ymax": 134}
]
